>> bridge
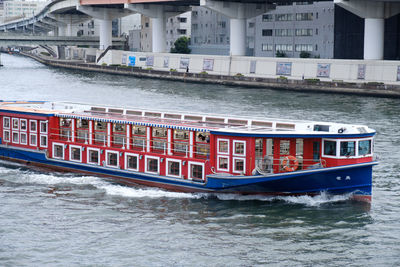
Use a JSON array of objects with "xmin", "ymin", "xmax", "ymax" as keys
[{"xmin": 0, "ymin": 0, "xmax": 400, "ymax": 60}]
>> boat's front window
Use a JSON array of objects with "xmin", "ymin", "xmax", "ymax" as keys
[
  {"xmin": 340, "ymin": 141, "xmax": 356, "ymax": 157},
  {"xmin": 359, "ymin": 140, "xmax": 372, "ymax": 156},
  {"xmin": 323, "ymin": 140, "xmax": 336, "ymax": 156}
]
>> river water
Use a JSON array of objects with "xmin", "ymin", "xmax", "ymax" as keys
[{"xmin": 0, "ymin": 53, "xmax": 399, "ymax": 266}]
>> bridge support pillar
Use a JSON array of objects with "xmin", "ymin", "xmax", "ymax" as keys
[
  {"xmin": 76, "ymin": 5, "xmax": 133, "ymax": 50},
  {"xmin": 200, "ymin": 0, "xmax": 274, "ymax": 56},
  {"xmin": 125, "ymin": 4, "xmax": 190, "ymax": 53},
  {"xmin": 334, "ymin": 0, "xmax": 400, "ymax": 60}
]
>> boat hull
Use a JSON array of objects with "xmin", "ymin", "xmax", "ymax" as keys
[{"xmin": 0, "ymin": 145, "xmax": 375, "ymax": 202}]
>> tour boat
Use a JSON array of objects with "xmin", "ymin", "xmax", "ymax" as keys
[{"xmin": 0, "ymin": 101, "xmax": 377, "ymax": 202}]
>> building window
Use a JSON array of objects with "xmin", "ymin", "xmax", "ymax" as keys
[
  {"xmin": 275, "ymin": 29, "xmax": 293, "ymax": 37},
  {"xmin": 20, "ymin": 132, "xmax": 27, "ymax": 145},
  {"xmin": 53, "ymin": 143, "xmax": 64, "ymax": 159},
  {"xmin": 40, "ymin": 121, "xmax": 48, "ymax": 134},
  {"xmin": 125, "ymin": 153, "xmax": 139, "ymax": 171},
  {"xmin": 218, "ymin": 139, "xmax": 229, "ymax": 154},
  {"xmin": 295, "ymin": 29, "xmax": 313, "ymax": 36},
  {"xmin": 166, "ymin": 159, "xmax": 181, "ymax": 178},
  {"xmin": 323, "ymin": 140, "xmax": 337, "ymax": 156},
  {"xmin": 30, "ymin": 134, "xmax": 37, "ymax": 146},
  {"xmin": 189, "ymin": 162, "xmax": 204, "ymax": 181},
  {"xmin": 70, "ymin": 146, "xmax": 82, "ymax": 162},
  {"xmin": 296, "ymin": 12, "xmax": 313, "ymax": 21},
  {"xmin": 40, "ymin": 135, "xmax": 47, "ymax": 148},
  {"xmin": 145, "ymin": 156, "xmax": 159, "ymax": 174},
  {"xmin": 275, "ymin": 44, "xmax": 293, "ymax": 52},
  {"xmin": 106, "ymin": 151, "xmax": 119, "ymax": 167},
  {"xmin": 295, "ymin": 44, "xmax": 313, "ymax": 52},
  {"xmin": 3, "ymin": 117, "xmax": 10, "ymax": 129},
  {"xmin": 12, "ymin": 118, "xmax": 19, "ymax": 131},
  {"xmin": 30, "ymin": 120, "xmax": 37, "ymax": 132},
  {"xmin": 233, "ymin": 141, "xmax": 246, "ymax": 156},
  {"xmin": 233, "ymin": 158, "xmax": 245, "ymax": 173},
  {"xmin": 262, "ymin": 29, "xmax": 273, "ymax": 36},
  {"xmin": 262, "ymin": 14, "xmax": 273, "ymax": 22},
  {"xmin": 87, "ymin": 148, "xmax": 100, "ymax": 165},
  {"xmin": 275, "ymin": 13, "xmax": 293, "ymax": 21},
  {"xmin": 217, "ymin": 156, "xmax": 229, "ymax": 171},
  {"xmin": 262, "ymin": 44, "xmax": 273, "ymax": 51},
  {"xmin": 3, "ymin": 130, "xmax": 10, "ymax": 142}
]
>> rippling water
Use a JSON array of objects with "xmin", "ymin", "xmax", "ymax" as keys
[{"xmin": 1, "ymin": 54, "xmax": 400, "ymax": 266}]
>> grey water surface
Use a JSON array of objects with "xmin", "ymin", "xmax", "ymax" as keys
[{"xmin": 0, "ymin": 54, "xmax": 399, "ymax": 266}]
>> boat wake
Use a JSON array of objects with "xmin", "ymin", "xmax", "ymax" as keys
[{"xmin": 0, "ymin": 164, "xmax": 353, "ymax": 206}]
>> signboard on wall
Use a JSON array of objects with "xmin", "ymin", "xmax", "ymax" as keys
[
  {"xmin": 122, "ymin": 54, "xmax": 127, "ymax": 65},
  {"xmin": 146, "ymin": 56, "xmax": 154, "ymax": 66},
  {"xmin": 276, "ymin": 62, "xmax": 292, "ymax": 76},
  {"xmin": 180, "ymin": 57, "xmax": 189, "ymax": 69},
  {"xmin": 203, "ymin": 59, "xmax": 214, "ymax": 71},
  {"xmin": 250, "ymin": 60, "xmax": 257, "ymax": 74},
  {"xmin": 397, "ymin": 66, "xmax": 400, "ymax": 81},
  {"xmin": 317, "ymin": 63, "xmax": 330, "ymax": 77},
  {"xmin": 128, "ymin": 56, "xmax": 136, "ymax": 66},
  {"xmin": 163, "ymin": 57, "xmax": 169, "ymax": 68},
  {"xmin": 357, "ymin": 64, "xmax": 366, "ymax": 80}
]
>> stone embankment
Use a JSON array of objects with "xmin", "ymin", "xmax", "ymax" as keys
[{"xmin": 22, "ymin": 52, "xmax": 400, "ymax": 98}]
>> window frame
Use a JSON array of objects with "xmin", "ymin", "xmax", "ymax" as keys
[
  {"xmin": 233, "ymin": 157, "xmax": 246, "ymax": 174},
  {"xmin": 52, "ymin": 142, "xmax": 65, "ymax": 160},
  {"xmin": 233, "ymin": 140, "xmax": 246, "ymax": 156},
  {"xmin": 87, "ymin": 147, "xmax": 100, "ymax": 165},
  {"xmin": 3, "ymin": 117, "xmax": 10, "ymax": 129},
  {"xmin": 12, "ymin": 131, "xmax": 19, "ymax": 144},
  {"xmin": 40, "ymin": 134, "xmax": 48, "ymax": 148},
  {"xmin": 20, "ymin": 119, "xmax": 27, "ymax": 131},
  {"xmin": 40, "ymin": 121, "xmax": 48, "ymax": 134},
  {"xmin": 3, "ymin": 130, "xmax": 10, "ymax": 142},
  {"xmin": 322, "ymin": 138, "xmax": 374, "ymax": 159},
  {"xmin": 217, "ymin": 138, "xmax": 229, "ymax": 155},
  {"xmin": 217, "ymin": 155, "xmax": 230, "ymax": 172},
  {"xmin": 188, "ymin": 161, "xmax": 205, "ymax": 181},
  {"xmin": 20, "ymin": 132, "xmax": 27, "ymax": 145},
  {"xmin": 125, "ymin": 152, "xmax": 139, "ymax": 171},
  {"xmin": 145, "ymin": 155, "xmax": 159, "ymax": 174},
  {"xmin": 165, "ymin": 158, "xmax": 182, "ymax": 178},
  {"xmin": 12, "ymin": 118, "xmax": 19, "ymax": 131},
  {"xmin": 29, "ymin": 133, "xmax": 37, "ymax": 146},
  {"xmin": 69, "ymin": 145, "xmax": 82, "ymax": 163},
  {"xmin": 105, "ymin": 150, "xmax": 119, "ymax": 168},
  {"xmin": 30, "ymin": 120, "xmax": 37, "ymax": 132}
]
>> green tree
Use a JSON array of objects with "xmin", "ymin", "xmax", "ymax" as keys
[{"xmin": 170, "ymin": 36, "xmax": 191, "ymax": 54}]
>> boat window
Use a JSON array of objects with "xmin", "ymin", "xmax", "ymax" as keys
[
  {"xmin": 153, "ymin": 140, "xmax": 166, "ymax": 151},
  {"xmin": 233, "ymin": 158, "xmax": 245, "ymax": 173},
  {"xmin": 112, "ymin": 124, "xmax": 126, "ymax": 147},
  {"xmin": 280, "ymin": 140, "xmax": 290, "ymax": 155},
  {"xmin": 12, "ymin": 132, "xmax": 19, "ymax": 143},
  {"xmin": 77, "ymin": 129, "xmax": 88, "ymax": 143},
  {"xmin": 53, "ymin": 143, "xmax": 64, "ymax": 159},
  {"xmin": 29, "ymin": 134, "xmax": 37, "ymax": 146},
  {"xmin": 196, "ymin": 132, "xmax": 210, "ymax": 143},
  {"xmin": 3, "ymin": 130, "xmax": 10, "ymax": 142},
  {"xmin": 70, "ymin": 146, "xmax": 81, "ymax": 162},
  {"xmin": 146, "ymin": 157, "xmax": 159, "ymax": 173},
  {"xmin": 255, "ymin": 138, "xmax": 263, "ymax": 158},
  {"xmin": 94, "ymin": 132, "xmax": 106, "ymax": 145},
  {"xmin": 189, "ymin": 162, "xmax": 204, "ymax": 180},
  {"xmin": 152, "ymin": 127, "xmax": 167, "ymax": 138},
  {"xmin": 20, "ymin": 119, "xmax": 27, "ymax": 131},
  {"xmin": 174, "ymin": 141, "xmax": 187, "ymax": 154},
  {"xmin": 30, "ymin": 120, "xmax": 37, "ymax": 132},
  {"xmin": 217, "ymin": 156, "xmax": 229, "ymax": 171},
  {"xmin": 40, "ymin": 121, "xmax": 48, "ymax": 134},
  {"xmin": 106, "ymin": 151, "xmax": 119, "ymax": 167},
  {"xmin": 174, "ymin": 130, "xmax": 189, "ymax": 140},
  {"xmin": 77, "ymin": 119, "xmax": 89, "ymax": 129},
  {"xmin": 323, "ymin": 140, "xmax": 336, "ymax": 156},
  {"xmin": 20, "ymin": 133, "xmax": 27, "ymax": 145},
  {"xmin": 88, "ymin": 149, "xmax": 100, "ymax": 165},
  {"xmin": 3, "ymin": 117, "xmax": 10, "ymax": 129},
  {"xmin": 313, "ymin": 141, "xmax": 320, "ymax": 162},
  {"xmin": 60, "ymin": 118, "xmax": 71, "ymax": 127},
  {"xmin": 126, "ymin": 154, "xmax": 138, "ymax": 171},
  {"xmin": 218, "ymin": 139, "xmax": 229, "ymax": 154},
  {"xmin": 133, "ymin": 126, "xmax": 146, "ymax": 136},
  {"xmin": 95, "ymin": 121, "xmax": 107, "ymax": 131},
  {"xmin": 12, "ymin": 118, "xmax": 19, "ymax": 130},
  {"xmin": 132, "ymin": 136, "xmax": 146, "ymax": 150},
  {"xmin": 167, "ymin": 159, "xmax": 181, "ymax": 177},
  {"xmin": 358, "ymin": 140, "xmax": 372, "ymax": 156},
  {"xmin": 40, "ymin": 135, "xmax": 47, "ymax": 147},
  {"xmin": 340, "ymin": 141, "xmax": 356, "ymax": 157},
  {"xmin": 113, "ymin": 123, "xmax": 125, "ymax": 132},
  {"xmin": 233, "ymin": 141, "xmax": 246, "ymax": 156},
  {"xmin": 195, "ymin": 143, "xmax": 209, "ymax": 157}
]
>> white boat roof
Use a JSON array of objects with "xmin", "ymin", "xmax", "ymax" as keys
[{"xmin": 0, "ymin": 100, "xmax": 376, "ymax": 136}]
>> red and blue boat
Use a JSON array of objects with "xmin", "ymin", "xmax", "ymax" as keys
[{"xmin": 0, "ymin": 101, "xmax": 377, "ymax": 202}]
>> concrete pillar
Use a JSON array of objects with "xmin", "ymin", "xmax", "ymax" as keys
[
  {"xmin": 200, "ymin": 0, "xmax": 274, "ymax": 56},
  {"xmin": 66, "ymin": 23, "xmax": 73, "ymax": 37},
  {"xmin": 364, "ymin": 18, "xmax": 384, "ymax": 60},
  {"xmin": 334, "ymin": 0, "xmax": 400, "ymax": 60},
  {"xmin": 125, "ymin": 4, "xmax": 190, "ymax": 53},
  {"xmin": 99, "ymin": 19, "xmax": 112, "ymax": 50},
  {"xmin": 58, "ymin": 26, "xmax": 66, "ymax": 37}
]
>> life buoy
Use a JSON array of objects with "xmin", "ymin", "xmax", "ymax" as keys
[{"xmin": 281, "ymin": 156, "xmax": 299, "ymax": 172}]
